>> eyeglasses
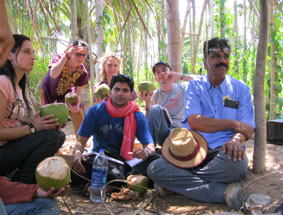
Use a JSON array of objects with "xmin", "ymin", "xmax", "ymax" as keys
[{"xmin": 75, "ymin": 53, "xmax": 87, "ymax": 57}]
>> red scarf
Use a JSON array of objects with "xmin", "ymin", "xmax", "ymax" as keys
[{"xmin": 106, "ymin": 98, "xmax": 140, "ymax": 160}]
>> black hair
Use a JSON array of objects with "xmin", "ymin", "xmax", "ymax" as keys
[
  {"xmin": 110, "ymin": 74, "xmax": 134, "ymax": 92},
  {"xmin": 152, "ymin": 61, "xmax": 172, "ymax": 74},
  {"xmin": 72, "ymin": 40, "xmax": 88, "ymax": 47},
  {"xmin": 203, "ymin": 37, "xmax": 231, "ymax": 58},
  {"xmin": 0, "ymin": 34, "xmax": 32, "ymax": 109}
]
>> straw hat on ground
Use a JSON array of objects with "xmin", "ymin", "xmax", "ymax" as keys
[{"xmin": 162, "ymin": 128, "xmax": 208, "ymax": 169}]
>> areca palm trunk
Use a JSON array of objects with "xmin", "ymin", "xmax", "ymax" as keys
[
  {"xmin": 253, "ymin": 0, "xmax": 268, "ymax": 173},
  {"xmin": 166, "ymin": 0, "xmax": 181, "ymax": 73}
]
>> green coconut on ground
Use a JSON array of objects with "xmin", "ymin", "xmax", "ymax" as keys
[
  {"xmin": 127, "ymin": 175, "xmax": 149, "ymax": 196},
  {"xmin": 40, "ymin": 103, "xmax": 69, "ymax": 125}
]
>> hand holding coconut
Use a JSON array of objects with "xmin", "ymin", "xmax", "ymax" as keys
[
  {"xmin": 36, "ymin": 185, "xmax": 69, "ymax": 198},
  {"xmin": 93, "ymin": 84, "xmax": 110, "ymax": 104},
  {"xmin": 65, "ymin": 92, "xmax": 81, "ymax": 112},
  {"xmin": 138, "ymin": 81, "xmax": 156, "ymax": 111},
  {"xmin": 38, "ymin": 103, "xmax": 69, "ymax": 130},
  {"xmin": 140, "ymin": 90, "xmax": 153, "ymax": 106},
  {"xmin": 31, "ymin": 111, "xmax": 60, "ymax": 132}
]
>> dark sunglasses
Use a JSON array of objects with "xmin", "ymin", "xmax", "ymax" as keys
[{"xmin": 75, "ymin": 53, "xmax": 87, "ymax": 57}]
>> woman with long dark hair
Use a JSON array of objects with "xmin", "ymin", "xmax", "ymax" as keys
[{"xmin": 0, "ymin": 34, "xmax": 65, "ymax": 184}]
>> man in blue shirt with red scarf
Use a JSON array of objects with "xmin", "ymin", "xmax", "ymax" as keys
[
  {"xmin": 148, "ymin": 38, "xmax": 255, "ymax": 210},
  {"xmin": 72, "ymin": 74, "xmax": 156, "ymax": 196}
]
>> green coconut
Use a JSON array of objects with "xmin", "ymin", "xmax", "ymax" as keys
[
  {"xmin": 127, "ymin": 175, "xmax": 149, "ymax": 196},
  {"xmin": 138, "ymin": 81, "xmax": 156, "ymax": 94},
  {"xmin": 65, "ymin": 92, "xmax": 79, "ymax": 106},
  {"xmin": 40, "ymin": 103, "xmax": 69, "ymax": 125},
  {"xmin": 35, "ymin": 156, "xmax": 70, "ymax": 191},
  {"xmin": 94, "ymin": 84, "xmax": 110, "ymax": 100}
]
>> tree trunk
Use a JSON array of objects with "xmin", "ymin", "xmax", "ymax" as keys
[
  {"xmin": 243, "ymin": 0, "xmax": 247, "ymax": 82},
  {"xmin": 191, "ymin": 0, "xmax": 208, "ymax": 74},
  {"xmin": 220, "ymin": 0, "xmax": 225, "ymax": 38},
  {"xmin": 95, "ymin": 0, "xmax": 104, "ymax": 83},
  {"xmin": 71, "ymin": 0, "xmax": 77, "ymax": 41},
  {"xmin": 209, "ymin": 0, "xmax": 214, "ymax": 38},
  {"xmin": 233, "ymin": 0, "xmax": 239, "ymax": 75},
  {"xmin": 234, "ymin": 0, "xmax": 238, "ymax": 43},
  {"xmin": 144, "ymin": 11, "xmax": 149, "ymax": 80},
  {"xmin": 269, "ymin": 1, "xmax": 276, "ymax": 120},
  {"xmin": 166, "ymin": 0, "xmax": 181, "ymax": 73},
  {"xmin": 192, "ymin": 0, "xmax": 196, "ymax": 60},
  {"xmin": 181, "ymin": 0, "xmax": 191, "ymax": 53},
  {"xmin": 253, "ymin": 0, "xmax": 268, "ymax": 174},
  {"xmin": 81, "ymin": 0, "xmax": 93, "ymax": 110}
]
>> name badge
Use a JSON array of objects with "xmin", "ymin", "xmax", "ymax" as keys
[{"xmin": 224, "ymin": 99, "xmax": 239, "ymax": 109}]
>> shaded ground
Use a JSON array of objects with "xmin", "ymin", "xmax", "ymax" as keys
[{"xmin": 58, "ymin": 121, "xmax": 283, "ymax": 215}]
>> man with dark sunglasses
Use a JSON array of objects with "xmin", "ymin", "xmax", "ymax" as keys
[{"xmin": 40, "ymin": 40, "xmax": 89, "ymax": 138}]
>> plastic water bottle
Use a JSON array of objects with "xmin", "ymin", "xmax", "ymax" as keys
[{"xmin": 90, "ymin": 149, "xmax": 108, "ymax": 203}]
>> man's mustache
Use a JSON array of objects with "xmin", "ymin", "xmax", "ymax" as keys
[{"xmin": 215, "ymin": 63, "xmax": 228, "ymax": 68}]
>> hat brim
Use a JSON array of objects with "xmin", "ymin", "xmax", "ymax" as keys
[{"xmin": 161, "ymin": 130, "xmax": 208, "ymax": 169}]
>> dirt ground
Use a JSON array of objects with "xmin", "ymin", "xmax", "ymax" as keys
[{"xmin": 58, "ymin": 121, "xmax": 283, "ymax": 215}]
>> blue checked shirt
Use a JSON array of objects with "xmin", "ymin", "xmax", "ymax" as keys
[{"xmin": 182, "ymin": 75, "xmax": 255, "ymax": 149}]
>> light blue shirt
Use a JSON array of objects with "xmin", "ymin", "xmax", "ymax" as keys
[{"xmin": 182, "ymin": 75, "xmax": 255, "ymax": 149}]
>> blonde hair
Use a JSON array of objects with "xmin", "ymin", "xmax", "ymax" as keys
[{"xmin": 100, "ymin": 53, "xmax": 121, "ymax": 83}]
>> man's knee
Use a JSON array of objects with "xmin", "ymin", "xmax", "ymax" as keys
[
  {"xmin": 219, "ymin": 152, "xmax": 248, "ymax": 179},
  {"xmin": 147, "ymin": 157, "xmax": 165, "ymax": 181},
  {"xmin": 147, "ymin": 105, "xmax": 163, "ymax": 120}
]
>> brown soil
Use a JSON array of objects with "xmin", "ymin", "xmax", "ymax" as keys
[{"xmin": 58, "ymin": 121, "xmax": 283, "ymax": 215}]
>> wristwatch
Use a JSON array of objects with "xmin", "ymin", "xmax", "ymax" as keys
[{"xmin": 28, "ymin": 123, "xmax": 36, "ymax": 134}]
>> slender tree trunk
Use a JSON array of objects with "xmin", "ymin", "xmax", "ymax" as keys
[
  {"xmin": 166, "ymin": 0, "xmax": 181, "ymax": 73},
  {"xmin": 209, "ymin": 0, "xmax": 214, "ymax": 38},
  {"xmin": 189, "ymin": 0, "xmax": 194, "ymax": 64},
  {"xmin": 243, "ymin": 0, "xmax": 247, "ymax": 82},
  {"xmin": 95, "ymin": 0, "xmax": 104, "ymax": 82},
  {"xmin": 234, "ymin": 0, "xmax": 238, "ymax": 43},
  {"xmin": 144, "ymin": 11, "xmax": 149, "ymax": 80},
  {"xmin": 249, "ymin": 0, "xmax": 260, "ymax": 20},
  {"xmin": 82, "ymin": 0, "xmax": 93, "ymax": 110},
  {"xmin": 192, "ymin": 0, "xmax": 196, "ymax": 58},
  {"xmin": 269, "ymin": 1, "xmax": 276, "ymax": 120},
  {"xmin": 220, "ymin": 0, "xmax": 225, "ymax": 38},
  {"xmin": 191, "ymin": 0, "xmax": 208, "ymax": 74},
  {"xmin": 253, "ymin": 0, "xmax": 268, "ymax": 174},
  {"xmin": 181, "ymin": 0, "xmax": 191, "ymax": 53},
  {"xmin": 161, "ymin": 0, "xmax": 166, "ymax": 59},
  {"xmin": 71, "ymin": 0, "xmax": 77, "ymax": 41},
  {"xmin": 233, "ymin": 0, "xmax": 239, "ymax": 74}
]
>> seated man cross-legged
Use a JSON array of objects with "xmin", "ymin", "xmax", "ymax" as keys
[
  {"xmin": 147, "ymin": 38, "xmax": 255, "ymax": 210},
  {"xmin": 72, "ymin": 74, "xmax": 158, "ymax": 195}
]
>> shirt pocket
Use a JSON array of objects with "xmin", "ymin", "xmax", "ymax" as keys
[{"xmin": 222, "ymin": 107, "xmax": 237, "ymax": 120}]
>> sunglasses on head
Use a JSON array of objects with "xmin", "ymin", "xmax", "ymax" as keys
[
  {"xmin": 75, "ymin": 53, "xmax": 87, "ymax": 57},
  {"xmin": 73, "ymin": 40, "xmax": 88, "ymax": 47}
]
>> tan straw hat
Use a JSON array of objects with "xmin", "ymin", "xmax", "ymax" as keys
[{"xmin": 162, "ymin": 128, "xmax": 208, "ymax": 169}]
